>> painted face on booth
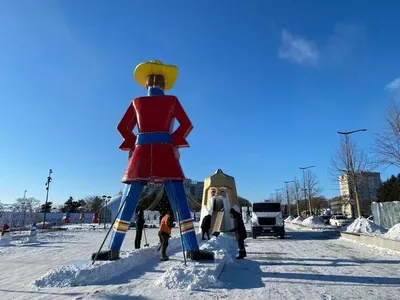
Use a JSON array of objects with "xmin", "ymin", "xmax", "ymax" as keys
[
  {"xmin": 211, "ymin": 190, "xmax": 216, "ymax": 196},
  {"xmin": 145, "ymin": 74, "xmax": 165, "ymax": 90}
]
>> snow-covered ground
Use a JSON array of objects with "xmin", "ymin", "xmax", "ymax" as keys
[{"xmin": 1, "ymin": 223, "xmax": 400, "ymax": 300}]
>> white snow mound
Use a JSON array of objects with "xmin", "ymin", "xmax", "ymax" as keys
[
  {"xmin": 384, "ymin": 223, "xmax": 400, "ymax": 241},
  {"xmin": 285, "ymin": 216, "xmax": 294, "ymax": 222},
  {"xmin": 33, "ymin": 237, "xmax": 184, "ymax": 287},
  {"xmin": 346, "ymin": 217, "xmax": 387, "ymax": 236},
  {"xmin": 301, "ymin": 216, "xmax": 327, "ymax": 228},
  {"xmin": 156, "ymin": 233, "xmax": 237, "ymax": 290},
  {"xmin": 292, "ymin": 216, "xmax": 304, "ymax": 223}
]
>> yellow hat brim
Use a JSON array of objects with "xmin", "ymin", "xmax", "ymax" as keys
[{"xmin": 134, "ymin": 61, "xmax": 179, "ymax": 91}]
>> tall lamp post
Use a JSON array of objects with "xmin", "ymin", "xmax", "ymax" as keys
[
  {"xmin": 299, "ymin": 165, "xmax": 315, "ymax": 216},
  {"xmin": 284, "ymin": 181, "xmax": 294, "ymax": 216},
  {"xmin": 43, "ymin": 169, "xmax": 53, "ymax": 230},
  {"xmin": 275, "ymin": 189, "xmax": 282, "ymax": 203},
  {"xmin": 337, "ymin": 129, "xmax": 367, "ymax": 217}
]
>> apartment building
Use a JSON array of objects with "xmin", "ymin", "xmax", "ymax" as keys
[{"xmin": 339, "ymin": 171, "xmax": 381, "ymax": 216}]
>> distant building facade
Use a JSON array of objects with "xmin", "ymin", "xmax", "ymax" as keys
[
  {"xmin": 183, "ymin": 179, "xmax": 204, "ymax": 201},
  {"xmin": 339, "ymin": 171, "xmax": 381, "ymax": 216}
]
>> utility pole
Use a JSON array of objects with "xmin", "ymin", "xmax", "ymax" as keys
[
  {"xmin": 299, "ymin": 165, "xmax": 315, "ymax": 216},
  {"xmin": 337, "ymin": 129, "xmax": 367, "ymax": 218},
  {"xmin": 43, "ymin": 169, "xmax": 53, "ymax": 230},
  {"xmin": 284, "ymin": 181, "xmax": 294, "ymax": 216}
]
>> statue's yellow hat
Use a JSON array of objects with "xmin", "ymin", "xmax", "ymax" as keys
[{"xmin": 133, "ymin": 60, "xmax": 179, "ymax": 91}]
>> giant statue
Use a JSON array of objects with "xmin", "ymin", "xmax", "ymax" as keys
[{"xmin": 93, "ymin": 60, "xmax": 213, "ymax": 261}]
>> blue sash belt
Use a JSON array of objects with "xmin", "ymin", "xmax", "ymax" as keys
[{"xmin": 136, "ymin": 133, "xmax": 172, "ymax": 145}]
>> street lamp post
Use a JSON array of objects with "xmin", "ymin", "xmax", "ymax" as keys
[
  {"xmin": 284, "ymin": 181, "xmax": 294, "ymax": 216},
  {"xmin": 337, "ymin": 129, "xmax": 367, "ymax": 218},
  {"xmin": 269, "ymin": 193, "xmax": 275, "ymax": 201},
  {"xmin": 43, "ymin": 169, "xmax": 53, "ymax": 230},
  {"xmin": 275, "ymin": 189, "xmax": 282, "ymax": 203},
  {"xmin": 299, "ymin": 165, "xmax": 315, "ymax": 216}
]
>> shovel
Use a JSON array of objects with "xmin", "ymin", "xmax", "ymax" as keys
[{"xmin": 143, "ymin": 227, "xmax": 149, "ymax": 247}]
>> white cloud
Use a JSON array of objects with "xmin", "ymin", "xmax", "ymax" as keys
[
  {"xmin": 385, "ymin": 77, "xmax": 400, "ymax": 92},
  {"xmin": 278, "ymin": 30, "xmax": 319, "ymax": 66},
  {"xmin": 278, "ymin": 24, "xmax": 364, "ymax": 67}
]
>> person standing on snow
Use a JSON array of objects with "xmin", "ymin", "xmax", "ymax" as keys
[
  {"xmin": 158, "ymin": 211, "xmax": 173, "ymax": 261},
  {"xmin": 201, "ymin": 213, "xmax": 212, "ymax": 240},
  {"xmin": 134, "ymin": 210, "xmax": 145, "ymax": 249},
  {"xmin": 1, "ymin": 223, "xmax": 10, "ymax": 236},
  {"xmin": 227, "ymin": 208, "xmax": 247, "ymax": 259}
]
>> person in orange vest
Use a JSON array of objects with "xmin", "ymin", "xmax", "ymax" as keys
[{"xmin": 158, "ymin": 211, "xmax": 173, "ymax": 261}]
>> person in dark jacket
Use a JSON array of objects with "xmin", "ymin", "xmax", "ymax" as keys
[
  {"xmin": 228, "ymin": 208, "xmax": 247, "ymax": 259},
  {"xmin": 135, "ymin": 210, "xmax": 145, "ymax": 249},
  {"xmin": 201, "ymin": 214, "xmax": 212, "ymax": 240}
]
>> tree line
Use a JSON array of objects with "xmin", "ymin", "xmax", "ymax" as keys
[
  {"xmin": 0, "ymin": 196, "xmax": 106, "ymax": 214},
  {"xmin": 1, "ymin": 193, "xmax": 252, "ymax": 215}
]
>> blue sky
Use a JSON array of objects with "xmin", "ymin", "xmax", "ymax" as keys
[{"xmin": 1, "ymin": 0, "xmax": 400, "ymax": 205}]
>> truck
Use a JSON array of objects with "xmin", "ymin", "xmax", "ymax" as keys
[{"xmin": 250, "ymin": 201, "xmax": 285, "ymax": 239}]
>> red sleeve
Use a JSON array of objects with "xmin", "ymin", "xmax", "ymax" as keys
[
  {"xmin": 171, "ymin": 97, "xmax": 193, "ymax": 148},
  {"xmin": 117, "ymin": 101, "xmax": 137, "ymax": 151}
]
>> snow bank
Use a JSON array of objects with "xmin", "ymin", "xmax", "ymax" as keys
[
  {"xmin": 33, "ymin": 237, "xmax": 184, "ymax": 287},
  {"xmin": 384, "ymin": 223, "xmax": 400, "ymax": 241},
  {"xmin": 346, "ymin": 217, "xmax": 387, "ymax": 236},
  {"xmin": 301, "ymin": 216, "xmax": 327, "ymax": 228},
  {"xmin": 292, "ymin": 216, "xmax": 304, "ymax": 223},
  {"xmin": 285, "ymin": 216, "xmax": 294, "ymax": 222},
  {"xmin": 156, "ymin": 233, "xmax": 237, "ymax": 290}
]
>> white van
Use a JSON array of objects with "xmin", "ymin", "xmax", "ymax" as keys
[{"xmin": 250, "ymin": 201, "xmax": 285, "ymax": 239}]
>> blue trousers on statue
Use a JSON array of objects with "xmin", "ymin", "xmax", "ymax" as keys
[{"xmin": 108, "ymin": 180, "xmax": 199, "ymax": 252}]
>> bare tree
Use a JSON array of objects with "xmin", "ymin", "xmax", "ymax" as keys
[
  {"xmin": 303, "ymin": 170, "xmax": 323, "ymax": 214},
  {"xmin": 12, "ymin": 197, "xmax": 41, "ymax": 227},
  {"xmin": 330, "ymin": 134, "xmax": 374, "ymax": 217},
  {"xmin": 290, "ymin": 178, "xmax": 303, "ymax": 215},
  {"xmin": 374, "ymin": 100, "xmax": 400, "ymax": 168}
]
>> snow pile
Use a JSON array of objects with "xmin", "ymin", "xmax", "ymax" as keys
[
  {"xmin": 301, "ymin": 216, "xmax": 327, "ymax": 228},
  {"xmin": 346, "ymin": 217, "xmax": 388, "ymax": 236},
  {"xmin": 157, "ymin": 233, "xmax": 237, "ymax": 290},
  {"xmin": 292, "ymin": 216, "xmax": 304, "ymax": 223},
  {"xmin": 157, "ymin": 260, "xmax": 226, "ymax": 290},
  {"xmin": 33, "ymin": 237, "xmax": 184, "ymax": 287},
  {"xmin": 285, "ymin": 216, "xmax": 294, "ymax": 222},
  {"xmin": 384, "ymin": 223, "xmax": 400, "ymax": 241}
]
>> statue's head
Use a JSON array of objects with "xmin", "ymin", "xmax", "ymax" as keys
[{"xmin": 134, "ymin": 60, "xmax": 179, "ymax": 91}]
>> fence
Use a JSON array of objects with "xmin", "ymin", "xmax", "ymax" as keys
[
  {"xmin": 371, "ymin": 201, "xmax": 400, "ymax": 229},
  {"xmin": 0, "ymin": 212, "xmax": 96, "ymax": 227}
]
